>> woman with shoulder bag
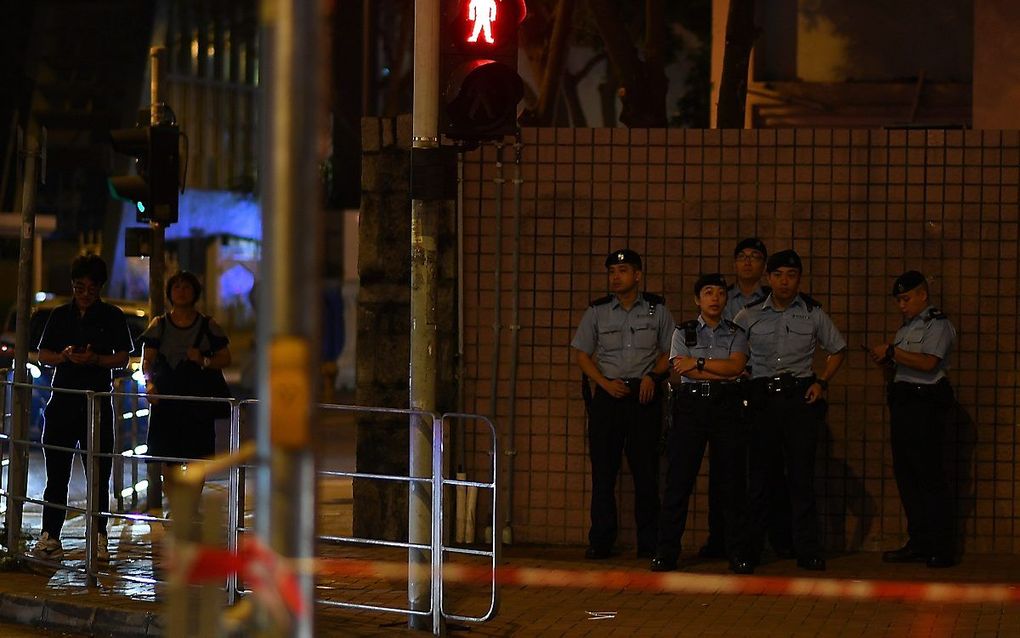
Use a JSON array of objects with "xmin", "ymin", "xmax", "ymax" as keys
[{"xmin": 140, "ymin": 270, "xmax": 231, "ymax": 501}]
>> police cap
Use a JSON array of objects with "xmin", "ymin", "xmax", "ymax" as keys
[
  {"xmin": 694, "ymin": 273, "xmax": 728, "ymax": 296},
  {"xmin": 766, "ymin": 249, "xmax": 803, "ymax": 272},
  {"xmin": 734, "ymin": 237, "xmax": 767, "ymax": 259},
  {"xmin": 605, "ymin": 248, "xmax": 642, "ymax": 270},
  {"xmin": 892, "ymin": 270, "xmax": 927, "ymax": 296}
]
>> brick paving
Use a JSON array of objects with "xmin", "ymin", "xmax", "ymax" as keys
[
  {"xmin": 6, "ymin": 513, "xmax": 1018, "ymax": 637},
  {"xmin": 1, "ymin": 445, "xmax": 1017, "ymax": 636}
]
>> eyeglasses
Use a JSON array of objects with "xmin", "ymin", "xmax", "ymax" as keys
[
  {"xmin": 71, "ymin": 282, "xmax": 100, "ymax": 295},
  {"xmin": 736, "ymin": 253, "xmax": 764, "ymax": 263}
]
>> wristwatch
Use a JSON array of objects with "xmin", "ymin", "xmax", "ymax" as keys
[{"xmin": 696, "ymin": 357, "xmax": 706, "ymax": 371}]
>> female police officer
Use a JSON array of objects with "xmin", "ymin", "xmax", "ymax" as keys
[{"xmin": 651, "ymin": 274, "xmax": 754, "ymax": 574}]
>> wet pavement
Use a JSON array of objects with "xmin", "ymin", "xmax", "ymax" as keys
[
  {"xmin": 0, "ymin": 410, "xmax": 1017, "ymax": 636},
  {"xmin": 2, "ymin": 475, "xmax": 1019, "ymax": 637}
]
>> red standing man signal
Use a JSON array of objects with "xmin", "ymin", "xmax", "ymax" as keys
[{"xmin": 467, "ymin": 0, "xmax": 498, "ymax": 44}]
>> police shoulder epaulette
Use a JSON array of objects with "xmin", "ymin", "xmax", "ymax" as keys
[
  {"xmin": 724, "ymin": 319, "xmax": 745, "ymax": 333},
  {"xmin": 590, "ymin": 295, "xmax": 612, "ymax": 307},
  {"xmin": 681, "ymin": 319, "xmax": 699, "ymax": 330},
  {"xmin": 926, "ymin": 307, "xmax": 948, "ymax": 321},
  {"xmin": 743, "ymin": 296, "xmax": 766, "ymax": 309},
  {"xmin": 800, "ymin": 293, "xmax": 823, "ymax": 310},
  {"xmin": 643, "ymin": 292, "xmax": 665, "ymax": 305}
]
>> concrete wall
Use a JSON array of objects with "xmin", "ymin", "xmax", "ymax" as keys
[
  {"xmin": 973, "ymin": 0, "xmax": 1020, "ymax": 129},
  {"xmin": 460, "ymin": 127, "xmax": 1019, "ymax": 553}
]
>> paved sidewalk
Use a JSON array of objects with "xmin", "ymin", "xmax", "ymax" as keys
[{"xmin": 2, "ymin": 531, "xmax": 1019, "ymax": 637}]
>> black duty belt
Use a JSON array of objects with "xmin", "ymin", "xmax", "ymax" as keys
[
  {"xmin": 590, "ymin": 377, "xmax": 646, "ymax": 399},
  {"xmin": 675, "ymin": 381, "xmax": 743, "ymax": 401},
  {"xmin": 889, "ymin": 378, "xmax": 951, "ymax": 399},
  {"xmin": 752, "ymin": 374, "xmax": 815, "ymax": 395}
]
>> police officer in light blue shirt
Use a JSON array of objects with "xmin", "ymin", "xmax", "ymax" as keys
[
  {"xmin": 701, "ymin": 237, "xmax": 790, "ymax": 561},
  {"xmin": 868, "ymin": 271, "xmax": 957, "ymax": 568},
  {"xmin": 733, "ymin": 249, "xmax": 846, "ymax": 571},
  {"xmin": 651, "ymin": 274, "xmax": 754, "ymax": 575},
  {"xmin": 572, "ymin": 248, "xmax": 675, "ymax": 559},
  {"xmin": 723, "ymin": 237, "xmax": 771, "ymax": 322}
]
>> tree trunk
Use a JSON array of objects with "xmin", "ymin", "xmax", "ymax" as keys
[
  {"xmin": 533, "ymin": 0, "xmax": 577, "ymax": 125},
  {"xmin": 587, "ymin": 0, "xmax": 667, "ymax": 127},
  {"xmin": 561, "ymin": 74, "xmax": 588, "ymax": 127},
  {"xmin": 716, "ymin": 0, "xmax": 757, "ymax": 128}
]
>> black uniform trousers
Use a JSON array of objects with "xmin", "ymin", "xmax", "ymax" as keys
[
  {"xmin": 41, "ymin": 393, "xmax": 114, "ymax": 538},
  {"xmin": 748, "ymin": 378, "xmax": 825, "ymax": 560},
  {"xmin": 656, "ymin": 385, "xmax": 749, "ymax": 561},
  {"xmin": 705, "ymin": 438, "xmax": 792, "ymax": 554},
  {"xmin": 888, "ymin": 379, "xmax": 955, "ymax": 557},
  {"xmin": 587, "ymin": 382, "xmax": 661, "ymax": 553}
]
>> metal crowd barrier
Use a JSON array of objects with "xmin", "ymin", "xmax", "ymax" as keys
[{"xmin": 0, "ymin": 371, "xmax": 500, "ymax": 634}]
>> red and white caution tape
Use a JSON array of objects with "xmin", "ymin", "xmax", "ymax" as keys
[
  {"xmin": 177, "ymin": 545, "xmax": 1020, "ymax": 606},
  {"xmin": 311, "ymin": 558, "xmax": 1020, "ymax": 605}
]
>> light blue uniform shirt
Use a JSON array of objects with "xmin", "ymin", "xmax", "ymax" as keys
[
  {"xmin": 733, "ymin": 294, "xmax": 847, "ymax": 379},
  {"xmin": 571, "ymin": 293, "xmax": 675, "ymax": 379},
  {"xmin": 670, "ymin": 316, "xmax": 748, "ymax": 384},
  {"xmin": 723, "ymin": 283, "xmax": 769, "ymax": 322},
  {"xmin": 892, "ymin": 305, "xmax": 955, "ymax": 384}
]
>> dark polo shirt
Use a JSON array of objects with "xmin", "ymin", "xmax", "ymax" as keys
[{"xmin": 38, "ymin": 300, "xmax": 133, "ymax": 392}]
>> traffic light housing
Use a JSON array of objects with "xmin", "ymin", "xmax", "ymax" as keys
[
  {"xmin": 440, "ymin": 0, "xmax": 526, "ymax": 141},
  {"xmin": 109, "ymin": 123, "xmax": 181, "ymax": 225}
]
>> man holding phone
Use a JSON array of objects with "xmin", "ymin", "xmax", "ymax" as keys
[{"xmin": 32, "ymin": 254, "xmax": 132, "ymax": 563}]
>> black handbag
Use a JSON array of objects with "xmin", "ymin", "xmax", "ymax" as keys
[
  {"xmin": 192, "ymin": 315, "xmax": 232, "ymax": 419},
  {"xmin": 154, "ymin": 314, "xmax": 232, "ymax": 419}
]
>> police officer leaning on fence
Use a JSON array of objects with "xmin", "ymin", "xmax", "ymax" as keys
[
  {"xmin": 734, "ymin": 249, "xmax": 846, "ymax": 571},
  {"xmin": 650, "ymin": 273, "xmax": 755, "ymax": 575},
  {"xmin": 868, "ymin": 271, "xmax": 957, "ymax": 568},
  {"xmin": 572, "ymin": 248, "xmax": 675, "ymax": 559}
]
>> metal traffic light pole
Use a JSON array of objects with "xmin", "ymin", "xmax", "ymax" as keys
[
  {"xmin": 5, "ymin": 121, "xmax": 42, "ymax": 553},
  {"xmin": 147, "ymin": 45, "xmax": 166, "ymax": 511},
  {"xmin": 255, "ymin": 1, "xmax": 321, "ymax": 635},
  {"xmin": 409, "ymin": 0, "xmax": 441, "ymax": 632}
]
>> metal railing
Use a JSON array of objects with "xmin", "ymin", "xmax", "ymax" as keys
[{"xmin": 0, "ymin": 371, "xmax": 500, "ymax": 633}]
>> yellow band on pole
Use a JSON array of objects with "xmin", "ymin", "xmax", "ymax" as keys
[{"xmin": 269, "ymin": 336, "xmax": 311, "ymax": 449}]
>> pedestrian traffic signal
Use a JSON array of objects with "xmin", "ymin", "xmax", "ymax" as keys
[
  {"xmin": 108, "ymin": 123, "xmax": 181, "ymax": 225},
  {"xmin": 440, "ymin": 0, "xmax": 527, "ymax": 141}
]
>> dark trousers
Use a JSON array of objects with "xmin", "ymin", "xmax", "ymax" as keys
[
  {"xmin": 748, "ymin": 384, "xmax": 826, "ymax": 559},
  {"xmin": 41, "ymin": 394, "xmax": 114, "ymax": 538},
  {"xmin": 704, "ymin": 440, "xmax": 792, "ymax": 553},
  {"xmin": 888, "ymin": 380, "xmax": 955, "ymax": 556},
  {"xmin": 656, "ymin": 390, "xmax": 749, "ymax": 560},
  {"xmin": 588, "ymin": 385, "xmax": 661, "ymax": 552}
]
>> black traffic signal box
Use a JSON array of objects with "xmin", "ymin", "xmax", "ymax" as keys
[
  {"xmin": 109, "ymin": 123, "xmax": 181, "ymax": 225},
  {"xmin": 440, "ymin": 0, "xmax": 526, "ymax": 141}
]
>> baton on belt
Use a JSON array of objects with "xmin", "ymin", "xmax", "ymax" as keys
[{"xmin": 581, "ymin": 373, "xmax": 593, "ymax": 419}]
